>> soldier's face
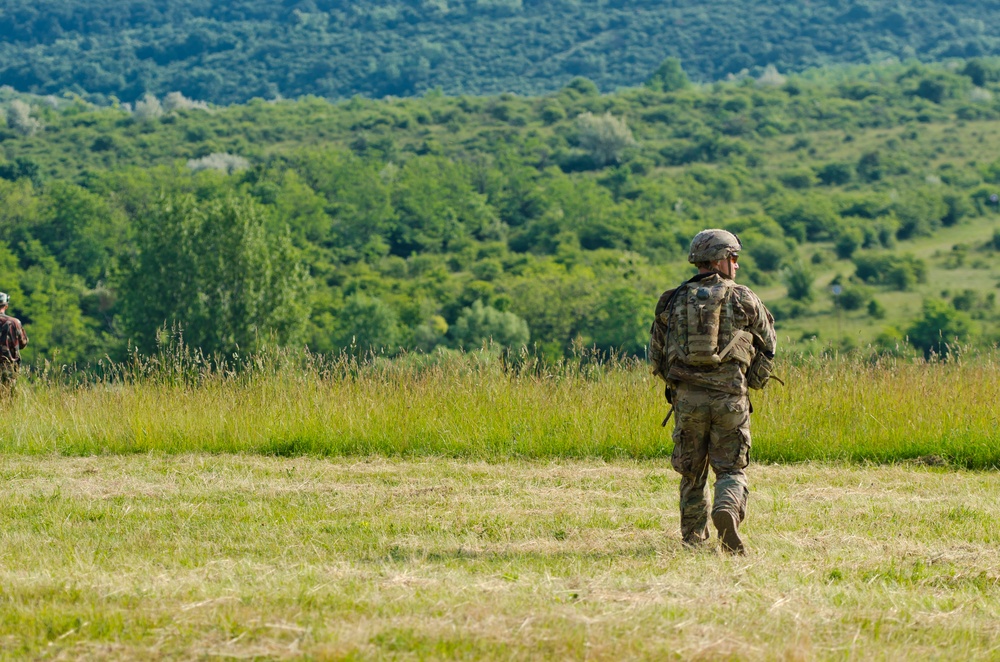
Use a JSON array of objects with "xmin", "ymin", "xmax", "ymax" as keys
[{"xmin": 711, "ymin": 256, "xmax": 739, "ymax": 280}]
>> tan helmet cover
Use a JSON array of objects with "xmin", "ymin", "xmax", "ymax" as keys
[{"xmin": 688, "ymin": 229, "xmax": 742, "ymax": 264}]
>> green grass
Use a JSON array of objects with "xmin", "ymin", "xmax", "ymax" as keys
[
  {"xmin": 0, "ymin": 456, "xmax": 997, "ymax": 659},
  {"xmin": 3, "ymin": 349, "xmax": 1000, "ymax": 468}
]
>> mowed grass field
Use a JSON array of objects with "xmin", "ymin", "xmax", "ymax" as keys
[
  {"xmin": 1, "ymin": 352, "xmax": 998, "ymax": 658},
  {"xmin": 1, "ymin": 457, "xmax": 998, "ymax": 659}
]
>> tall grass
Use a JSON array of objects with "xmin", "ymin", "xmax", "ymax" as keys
[{"xmin": 5, "ymin": 344, "xmax": 1000, "ymax": 467}]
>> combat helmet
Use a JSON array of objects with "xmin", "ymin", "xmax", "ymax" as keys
[{"xmin": 688, "ymin": 229, "xmax": 742, "ymax": 264}]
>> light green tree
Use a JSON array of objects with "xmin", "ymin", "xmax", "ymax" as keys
[
  {"xmin": 451, "ymin": 300, "xmax": 529, "ymax": 350},
  {"xmin": 575, "ymin": 112, "xmax": 636, "ymax": 167}
]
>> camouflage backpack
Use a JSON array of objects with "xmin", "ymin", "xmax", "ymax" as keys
[{"xmin": 650, "ymin": 277, "xmax": 754, "ymax": 384}]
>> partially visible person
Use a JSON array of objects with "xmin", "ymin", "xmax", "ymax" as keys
[{"xmin": 0, "ymin": 292, "xmax": 28, "ymax": 398}]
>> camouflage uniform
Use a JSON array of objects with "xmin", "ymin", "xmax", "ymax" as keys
[
  {"xmin": 0, "ymin": 311, "xmax": 28, "ymax": 398},
  {"xmin": 665, "ymin": 275, "xmax": 775, "ymax": 545},
  {"xmin": 653, "ymin": 230, "xmax": 776, "ymax": 551}
]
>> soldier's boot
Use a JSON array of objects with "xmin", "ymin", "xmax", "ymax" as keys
[
  {"xmin": 681, "ymin": 530, "xmax": 709, "ymax": 550},
  {"xmin": 712, "ymin": 509, "xmax": 745, "ymax": 555}
]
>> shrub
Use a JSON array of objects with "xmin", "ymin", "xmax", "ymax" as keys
[
  {"xmin": 162, "ymin": 92, "xmax": 210, "ymax": 112},
  {"xmin": 646, "ymin": 57, "xmax": 690, "ymax": 92},
  {"xmin": 187, "ymin": 153, "xmax": 251, "ymax": 174},
  {"xmin": 853, "ymin": 253, "xmax": 928, "ymax": 290},
  {"xmin": 834, "ymin": 284, "xmax": 871, "ymax": 311},
  {"xmin": 867, "ymin": 298, "xmax": 886, "ymax": 319},
  {"xmin": 834, "ymin": 227, "xmax": 864, "ymax": 259},
  {"xmin": 906, "ymin": 299, "xmax": 976, "ymax": 358},
  {"xmin": 783, "ymin": 261, "xmax": 814, "ymax": 302},
  {"xmin": 747, "ymin": 238, "xmax": 790, "ymax": 272},
  {"xmin": 770, "ymin": 299, "xmax": 807, "ymax": 321},
  {"xmin": 451, "ymin": 300, "xmax": 529, "ymax": 350},
  {"xmin": 779, "ymin": 169, "xmax": 816, "ymax": 189},
  {"xmin": 334, "ymin": 294, "xmax": 402, "ymax": 354},
  {"xmin": 133, "ymin": 93, "xmax": 164, "ymax": 122},
  {"xmin": 6, "ymin": 100, "xmax": 42, "ymax": 136},
  {"xmin": 575, "ymin": 112, "xmax": 636, "ymax": 167},
  {"xmin": 816, "ymin": 162, "xmax": 853, "ymax": 186}
]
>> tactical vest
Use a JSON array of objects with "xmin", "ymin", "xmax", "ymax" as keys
[{"xmin": 652, "ymin": 276, "xmax": 755, "ymax": 383}]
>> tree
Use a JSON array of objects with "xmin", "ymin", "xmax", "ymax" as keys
[
  {"xmin": 451, "ymin": 300, "xmax": 529, "ymax": 350},
  {"xmin": 646, "ymin": 58, "xmax": 690, "ymax": 92},
  {"xmin": 587, "ymin": 287, "xmax": 648, "ymax": 356},
  {"xmin": 332, "ymin": 294, "xmax": 401, "ymax": 354},
  {"xmin": 132, "ymin": 93, "xmax": 164, "ymax": 122},
  {"xmin": 119, "ymin": 194, "xmax": 311, "ymax": 356},
  {"xmin": 575, "ymin": 112, "xmax": 636, "ymax": 167},
  {"xmin": 782, "ymin": 261, "xmax": 814, "ymax": 302},
  {"xmin": 6, "ymin": 100, "xmax": 42, "ymax": 136},
  {"xmin": 906, "ymin": 299, "xmax": 976, "ymax": 358},
  {"xmin": 390, "ymin": 156, "xmax": 500, "ymax": 255}
]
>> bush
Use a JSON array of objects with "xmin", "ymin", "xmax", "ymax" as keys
[
  {"xmin": 816, "ymin": 162, "xmax": 853, "ymax": 186},
  {"xmin": 834, "ymin": 227, "xmax": 864, "ymax": 259},
  {"xmin": 779, "ymin": 169, "xmax": 816, "ymax": 189},
  {"xmin": 853, "ymin": 252, "xmax": 928, "ymax": 290},
  {"xmin": 834, "ymin": 284, "xmax": 871, "ymax": 311},
  {"xmin": 335, "ymin": 294, "xmax": 402, "ymax": 354},
  {"xmin": 770, "ymin": 299, "xmax": 807, "ymax": 321},
  {"xmin": 782, "ymin": 261, "xmax": 814, "ymax": 301},
  {"xmin": 575, "ymin": 112, "xmax": 636, "ymax": 167},
  {"xmin": 867, "ymin": 298, "xmax": 886, "ymax": 319},
  {"xmin": 646, "ymin": 57, "xmax": 690, "ymax": 92},
  {"xmin": 893, "ymin": 187, "xmax": 948, "ymax": 239},
  {"xmin": 6, "ymin": 100, "xmax": 42, "ymax": 136},
  {"xmin": 906, "ymin": 299, "xmax": 976, "ymax": 358},
  {"xmin": 187, "ymin": 152, "xmax": 251, "ymax": 174},
  {"xmin": 747, "ymin": 238, "xmax": 790, "ymax": 272},
  {"xmin": 133, "ymin": 93, "xmax": 164, "ymax": 122},
  {"xmin": 451, "ymin": 300, "xmax": 529, "ymax": 350}
]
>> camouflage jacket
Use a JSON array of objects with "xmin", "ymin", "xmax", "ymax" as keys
[
  {"xmin": 663, "ymin": 272, "xmax": 776, "ymax": 396},
  {"xmin": 0, "ymin": 314, "xmax": 28, "ymax": 364}
]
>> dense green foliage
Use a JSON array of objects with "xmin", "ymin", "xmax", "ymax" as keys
[
  {"xmin": 3, "ymin": 0, "xmax": 1000, "ymax": 103},
  {"xmin": 2, "ymin": 60, "xmax": 1000, "ymax": 365}
]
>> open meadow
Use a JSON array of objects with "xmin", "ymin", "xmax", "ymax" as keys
[
  {"xmin": 1, "ymin": 457, "xmax": 998, "ymax": 660},
  {"xmin": 0, "ymin": 352, "xmax": 998, "ymax": 658}
]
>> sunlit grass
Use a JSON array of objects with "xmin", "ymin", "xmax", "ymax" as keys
[
  {"xmin": 0, "ymin": 457, "xmax": 997, "ymax": 659},
  {"xmin": 4, "ymin": 346, "xmax": 999, "ymax": 467}
]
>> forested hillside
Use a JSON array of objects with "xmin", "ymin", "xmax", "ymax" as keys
[
  {"xmin": 2, "ymin": 60, "xmax": 1000, "ymax": 366},
  {"xmin": 2, "ymin": 0, "xmax": 1000, "ymax": 103}
]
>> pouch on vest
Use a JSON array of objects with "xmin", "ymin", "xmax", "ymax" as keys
[
  {"xmin": 683, "ymin": 281, "xmax": 733, "ymax": 366},
  {"xmin": 746, "ymin": 351, "xmax": 776, "ymax": 390}
]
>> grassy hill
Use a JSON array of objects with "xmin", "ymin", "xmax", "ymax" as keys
[
  {"xmin": 2, "ymin": 0, "xmax": 1000, "ymax": 103},
  {"xmin": 1, "ymin": 61, "xmax": 1000, "ymax": 366}
]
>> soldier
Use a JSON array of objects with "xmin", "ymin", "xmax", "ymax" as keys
[
  {"xmin": 0, "ymin": 292, "xmax": 28, "ymax": 399},
  {"xmin": 649, "ymin": 230, "xmax": 776, "ymax": 554}
]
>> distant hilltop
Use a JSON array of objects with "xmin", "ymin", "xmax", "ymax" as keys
[{"xmin": 2, "ymin": 0, "xmax": 1000, "ymax": 104}]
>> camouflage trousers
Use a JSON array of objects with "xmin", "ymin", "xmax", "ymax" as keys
[
  {"xmin": 0, "ymin": 362, "xmax": 18, "ymax": 399},
  {"xmin": 670, "ymin": 382, "xmax": 751, "ymax": 544}
]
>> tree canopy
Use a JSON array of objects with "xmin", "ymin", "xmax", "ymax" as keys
[{"xmin": 3, "ymin": 0, "xmax": 1000, "ymax": 104}]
